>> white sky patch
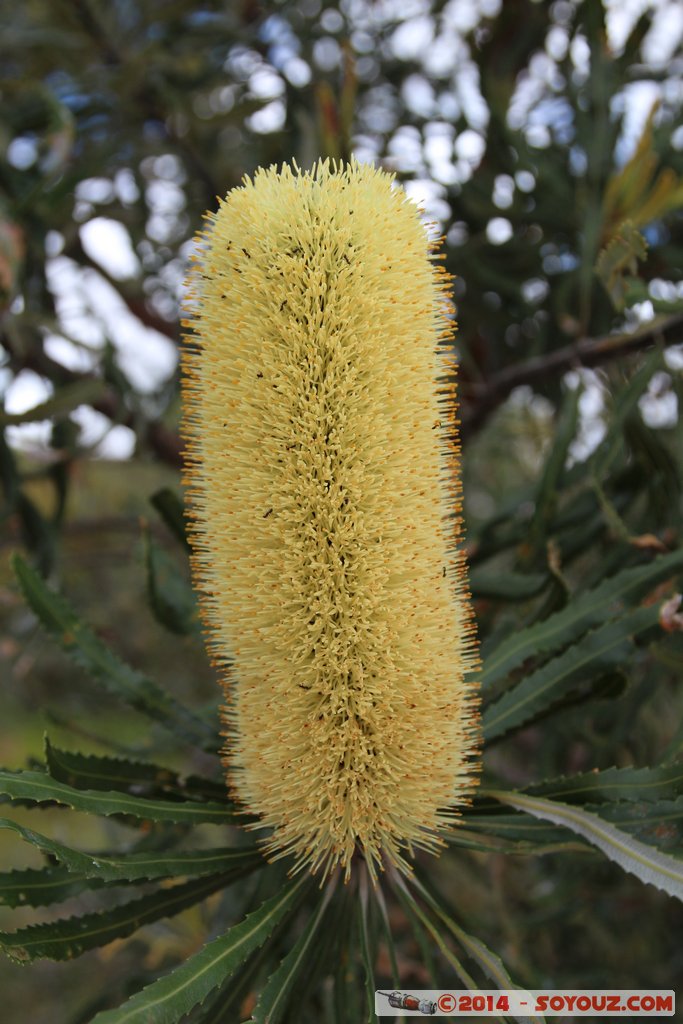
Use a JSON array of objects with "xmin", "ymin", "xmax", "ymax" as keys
[
  {"xmin": 403, "ymin": 178, "xmax": 451, "ymax": 227},
  {"xmin": 47, "ymin": 256, "xmax": 104, "ymax": 347},
  {"xmin": 643, "ymin": 1, "xmax": 683, "ymax": 64},
  {"xmin": 45, "ymin": 230, "xmax": 65, "ymax": 257},
  {"xmin": 145, "ymin": 177, "xmax": 187, "ymax": 244},
  {"xmin": 424, "ymin": 123, "xmax": 457, "ymax": 183},
  {"xmin": 456, "ymin": 62, "xmax": 489, "ymax": 130},
  {"xmin": 650, "ymin": 278, "xmax": 683, "ymax": 302},
  {"xmin": 352, "ymin": 134, "xmax": 382, "ymax": 165},
  {"xmin": 486, "ymin": 217, "xmax": 513, "ymax": 244},
  {"xmin": 665, "ymin": 344, "xmax": 683, "ymax": 370},
  {"xmin": 81, "ymin": 271, "xmax": 178, "ymax": 393},
  {"xmin": 114, "ymin": 168, "xmax": 140, "ymax": 205},
  {"xmin": 387, "ymin": 124, "xmax": 424, "ymax": 173},
  {"xmin": 443, "ymin": 0, "xmax": 480, "ymax": 35},
  {"xmin": 454, "ymin": 128, "xmax": 485, "ymax": 163},
  {"xmin": 522, "ymin": 277, "xmax": 549, "ymax": 304},
  {"xmin": 569, "ymin": 33, "xmax": 591, "ymax": 80},
  {"xmin": 43, "ymin": 255, "xmax": 178, "ymax": 395},
  {"xmin": 5, "ymin": 421, "xmax": 53, "ymax": 453},
  {"xmin": 546, "ymin": 24, "xmax": 570, "ymax": 62},
  {"xmin": 402, "ymin": 74, "xmax": 435, "ymax": 118},
  {"xmin": 639, "ymin": 370, "xmax": 678, "ymax": 428},
  {"xmin": 604, "ymin": 0, "xmax": 653, "ymax": 53},
  {"xmin": 516, "ymin": 170, "xmax": 535, "ymax": 192},
  {"xmin": 313, "ymin": 36, "xmax": 342, "ymax": 71},
  {"xmin": 2, "ymin": 370, "xmax": 54, "ymax": 456},
  {"xmin": 424, "ymin": 32, "xmax": 464, "ymax": 78},
  {"xmin": 283, "ymin": 57, "xmax": 312, "ymax": 87},
  {"xmin": 70, "ymin": 407, "xmax": 137, "ymax": 458},
  {"xmin": 605, "ymin": 0, "xmax": 683, "ymax": 64},
  {"xmin": 75, "ymin": 177, "xmax": 115, "ymax": 204},
  {"xmin": 493, "ymin": 173, "xmax": 515, "ymax": 208},
  {"xmin": 631, "ymin": 299, "xmax": 656, "ymax": 323},
  {"xmin": 391, "ymin": 15, "xmax": 434, "ymax": 60},
  {"xmin": 8, "ymin": 138, "xmax": 38, "ymax": 169},
  {"xmin": 565, "ymin": 369, "xmax": 608, "ymax": 464},
  {"xmin": 375, "ymin": 0, "xmax": 432, "ymax": 20},
  {"xmin": 2, "ymin": 348, "xmax": 145, "ymax": 461},
  {"xmin": 98, "ymin": 424, "xmax": 137, "ymax": 458},
  {"xmin": 80, "ymin": 218, "xmax": 141, "ymax": 280},
  {"xmin": 248, "ymin": 67, "xmax": 285, "ymax": 98},
  {"xmin": 612, "ymin": 80, "xmax": 662, "ymax": 163},
  {"xmin": 3, "ymin": 369, "xmax": 52, "ymax": 416},
  {"xmin": 247, "ymin": 99, "xmax": 286, "ymax": 133},
  {"xmin": 44, "ymin": 333, "xmax": 99, "ymax": 373}
]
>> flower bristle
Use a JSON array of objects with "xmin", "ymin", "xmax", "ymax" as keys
[{"xmin": 182, "ymin": 159, "xmax": 480, "ymax": 881}]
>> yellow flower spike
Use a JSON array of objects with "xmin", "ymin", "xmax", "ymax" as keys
[{"xmin": 182, "ymin": 159, "xmax": 480, "ymax": 881}]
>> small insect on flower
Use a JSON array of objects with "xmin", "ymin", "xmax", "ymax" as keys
[{"xmin": 182, "ymin": 159, "xmax": 479, "ymax": 881}]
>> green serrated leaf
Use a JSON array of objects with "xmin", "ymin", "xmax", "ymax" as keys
[
  {"xmin": 371, "ymin": 884, "xmax": 401, "ymax": 990},
  {"xmin": 483, "ymin": 604, "xmax": 660, "ymax": 740},
  {"xmin": 591, "ymin": 347, "xmax": 665, "ymax": 479},
  {"xmin": 389, "ymin": 888, "xmax": 440, "ymax": 993},
  {"xmin": 16, "ymin": 492, "xmax": 54, "ymax": 576},
  {"xmin": 333, "ymin": 883, "xmax": 363, "ymax": 1024},
  {"xmin": 0, "ymin": 433, "xmax": 18, "ymax": 509},
  {"xmin": 602, "ymin": 100, "xmax": 683, "ymax": 230},
  {"xmin": 410, "ymin": 871, "xmax": 543, "ymax": 1024},
  {"xmin": 182, "ymin": 872, "xmax": 277, "ymax": 1024},
  {"xmin": 252, "ymin": 880, "xmax": 335, "ymax": 1024},
  {"xmin": 392, "ymin": 875, "xmax": 477, "ymax": 990},
  {"xmin": 356, "ymin": 882, "xmax": 376, "ymax": 1024},
  {"xmin": 192, "ymin": 944, "xmax": 272, "ymax": 1024},
  {"xmin": 521, "ymin": 763, "xmax": 683, "ymax": 805},
  {"xmin": 0, "ymin": 817, "xmax": 260, "ymax": 883},
  {"xmin": 596, "ymin": 220, "xmax": 648, "ymax": 311},
  {"xmin": 470, "ymin": 568, "xmax": 547, "ymax": 601},
  {"xmin": 12, "ymin": 554, "xmax": 216, "ymax": 751},
  {"xmin": 89, "ymin": 875, "xmax": 309, "ymax": 1024},
  {"xmin": 490, "ymin": 791, "xmax": 683, "ymax": 901},
  {"xmin": 466, "ymin": 794, "xmax": 683, "ymax": 851},
  {"xmin": 596, "ymin": 796, "xmax": 683, "ymax": 850},
  {"xmin": 144, "ymin": 527, "xmax": 200, "ymax": 636},
  {"xmin": 481, "ymin": 548, "xmax": 683, "ymax": 691},
  {"xmin": 529, "ymin": 384, "xmax": 581, "ymax": 547},
  {"xmin": 269, "ymin": 874, "xmax": 354, "ymax": 1024},
  {"xmin": 0, "ymin": 865, "xmax": 104, "ymax": 908},
  {"xmin": 444, "ymin": 825, "xmax": 587, "ymax": 856},
  {"xmin": 44, "ymin": 738, "xmax": 227, "ymax": 802},
  {"xmin": 458, "ymin": 811, "xmax": 589, "ymax": 846},
  {"xmin": 0, "ymin": 770, "xmax": 241, "ymax": 825},
  {"xmin": 603, "ymin": 101, "xmax": 658, "ymax": 218},
  {"xmin": 0, "ymin": 873, "xmax": 230, "ymax": 963},
  {"xmin": 151, "ymin": 488, "xmax": 191, "ymax": 550}
]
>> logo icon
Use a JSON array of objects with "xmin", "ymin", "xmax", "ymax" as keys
[{"xmin": 378, "ymin": 990, "xmax": 437, "ymax": 1015}]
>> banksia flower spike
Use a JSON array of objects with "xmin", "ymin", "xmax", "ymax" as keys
[{"xmin": 182, "ymin": 159, "xmax": 479, "ymax": 881}]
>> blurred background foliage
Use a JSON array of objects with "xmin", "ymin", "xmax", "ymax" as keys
[{"xmin": 1, "ymin": 0, "xmax": 683, "ymax": 1020}]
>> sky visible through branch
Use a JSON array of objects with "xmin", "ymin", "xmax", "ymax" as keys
[{"xmin": 2, "ymin": 0, "xmax": 682, "ymax": 459}]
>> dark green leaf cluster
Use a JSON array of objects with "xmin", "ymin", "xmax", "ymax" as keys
[{"xmin": 1, "ymin": 509, "xmax": 682, "ymax": 1019}]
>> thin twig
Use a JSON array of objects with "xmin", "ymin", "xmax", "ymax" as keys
[{"xmin": 461, "ymin": 311, "xmax": 683, "ymax": 435}]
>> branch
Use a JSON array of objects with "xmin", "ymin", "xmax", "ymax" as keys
[
  {"xmin": 68, "ymin": 0, "xmax": 220, "ymax": 202},
  {"xmin": 461, "ymin": 311, "xmax": 683, "ymax": 435},
  {"xmin": 1, "ymin": 327, "xmax": 182, "ymax": 468},
  {"xmin": 6, "ymin": 301, "xmax": 680, "ymax": 469},
  {"xmin": 65, "ymin": 235, "xmax": 179, "ymax": 342}
]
